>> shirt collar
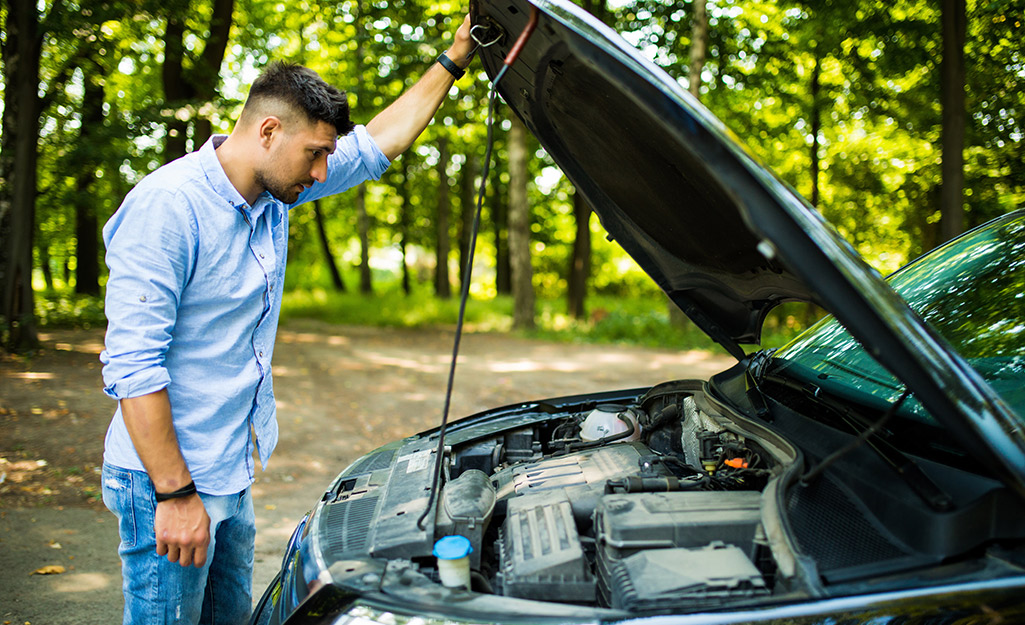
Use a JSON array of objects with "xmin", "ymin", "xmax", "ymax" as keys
[{"xmin": 199, "ymin": 135, "xmax": 250, "ymax": 212}]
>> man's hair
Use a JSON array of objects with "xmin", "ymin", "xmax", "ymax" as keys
[{"xmin": 240, "ymin": 61, "xmax": 355, "ymax": 136}]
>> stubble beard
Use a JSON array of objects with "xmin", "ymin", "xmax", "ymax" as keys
[{"xmin": 255, "ymin": 168, "xmax": 305, "ymax": 205}]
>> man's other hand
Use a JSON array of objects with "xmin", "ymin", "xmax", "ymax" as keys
[{"xmin": 155, "ymin": 494, "xmax": 211, "ymax": 567}]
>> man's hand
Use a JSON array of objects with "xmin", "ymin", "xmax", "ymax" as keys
[
  {"xmin": 155, "ymin": 493, "xmax": 211, "ymax": 567},
  {"xmin": 448, "ymin": 14, "xmax": 475, "ymax": 68}
]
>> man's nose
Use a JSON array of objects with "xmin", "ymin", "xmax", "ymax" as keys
[{"xmin": 311, "ymin": 158, "xmax": 327, "ymax": 183}]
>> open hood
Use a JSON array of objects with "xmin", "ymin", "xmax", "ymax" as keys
[{"xmin": 470, "ymin": 0, "xmax": 1025, "ymax": 495}]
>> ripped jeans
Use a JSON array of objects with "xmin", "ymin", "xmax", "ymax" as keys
[{"xmin": 101, "ymin": 463, "xmax": 255, "ymax": 625}]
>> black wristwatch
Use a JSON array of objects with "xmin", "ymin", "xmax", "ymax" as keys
[{"xmin": 437, "ymin": 53, "xmax": 465, "ymax": 80}]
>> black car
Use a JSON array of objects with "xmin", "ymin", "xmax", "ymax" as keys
[{"xmin": 253, "ymin": 0, "xmax": 1025, "ymax": 622}]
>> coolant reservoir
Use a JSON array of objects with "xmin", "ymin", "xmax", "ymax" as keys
[{"xmin": 580, "ymin": 405, "xmax": 641, "ymax": 442}]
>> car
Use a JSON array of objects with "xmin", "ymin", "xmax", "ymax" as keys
[{"xmin": 251, "ymin": 0, "xmax": 1025, "ymax": 623}]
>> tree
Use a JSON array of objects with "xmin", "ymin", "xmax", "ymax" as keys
[
  {"xmin": 1, "ymin": 0, "xmax": 54, "ymax": 350},
  {"xmin": 434, "ymin": 135, "xmax": 452, "ymax": 298},
  {"xmin": 356, "ymin": 185, "xmax": 372, "ymax": 293},
  {"xmin": 940, "ymin": 0, "xmax": 966, "ymax": 241},
  {"xmin": 566, "ymin": 190, "xmax": 591, "ymax": 319},
  {"xmin": 507, "ymin": 116, "xmax": 535, "ymax": 329},
  {"xmin": 313, "ymin": 200, "xmax": 346, "ymax": 291},
  {"xmin": 70, "ymin": 43, "xmax": 109, "ymax": 296},
  {"xmin": 458, "ymin": 152, "xmax": 477, "ymax": 293},
  {"xmin": 161, "ymin": 0, "xmax": 235, "ymax": 161},
  {"xmin": 491, "ymin": 146, "xmax": 511, "ymax": 295},
  {"xmin": 564, "ymin": 0, "xmax": 611, "ymax": 320},
  {"xmin": 688, "ymin": 0, "xmax": 708, "ymax": 98},
  {"xmin": 397, "ymin": 155, "xmax": 414, "ymax": 295}
]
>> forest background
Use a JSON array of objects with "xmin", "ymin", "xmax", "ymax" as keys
[{"xmin": 1, "ymin": 0, "xmax": 1023, "ymax": 355}]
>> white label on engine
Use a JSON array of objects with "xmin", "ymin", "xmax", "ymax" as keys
[{"xmin": 398, "ymin": 449, "xmax": 432, "ymax": 473}]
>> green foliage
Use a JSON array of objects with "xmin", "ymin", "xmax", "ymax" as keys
[
  {"xmin": 529, "ymin": 296, "xmax": 719, "ymax": 350},
  {"xmin": 280, "ymin": 284, "xmax": 513, "ymax": 330},
  {"xmin": 281, "ymin": 272, "xmax": 816, "ymax": 352},
  {"xmin": 34, "ymin": 291, "xmax": 106, "ymax": 329},
  {"xmin": 13, "ymin": 0, "xmax": 1025, "ymax": 351}
]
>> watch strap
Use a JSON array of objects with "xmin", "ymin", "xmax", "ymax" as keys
[
  {"xmin": 437, "ymin": 53, "xmax": 466, "ymax": 80},
  {"xmin": 155, "ymin": 480, "xmax": 197, "ymax": 502}
]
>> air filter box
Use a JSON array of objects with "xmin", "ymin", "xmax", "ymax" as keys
[
  {"xmin": 595, "ymin": 491, "xmax": 763, "ymax": 606},
  {"xmin": 497, "ymin": 492, "xmax": 594, "ymax": 603},
  {"xmin": 596, "ymin": 491, "xmax": 762, "ymax": 560},
  {"xmin": 607, "ymin": 543, "xmax": 768, "ymax": 611}
]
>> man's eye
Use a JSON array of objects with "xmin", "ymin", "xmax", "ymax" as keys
[{"xmin": 311, "ymin": 151, "xmax": 321, "ymax": 159}]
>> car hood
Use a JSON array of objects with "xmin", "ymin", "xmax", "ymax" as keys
[{"xmin": 469, "ymin": 0, "xmax": 1025, "ymax": 496}]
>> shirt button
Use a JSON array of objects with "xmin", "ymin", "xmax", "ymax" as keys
[
  {"xmin": 259, "ymin": 351, "xmax": 264, "ymax": 358},
  {"xmin": 139, "ymin": 295, "xmax": 147, "ymax": 302},
  {"xmin": 259, "ymin": 253, "xmax": 265, "ymax": 259}
]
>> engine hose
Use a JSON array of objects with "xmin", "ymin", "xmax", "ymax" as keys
[
  {"xmin": 552, "ymin": 412, "xmax": 637, "ymax": 456},
  {"xmin": 646, "ymin": 402, "xmax": 680, "ymax": 431},
  {"xmin": 605, "ymin": 475, "xmax": 709, "ymax": 494}
]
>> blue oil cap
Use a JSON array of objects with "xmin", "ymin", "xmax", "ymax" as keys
[{"xmin": 433, "ymin": 535, "xmax": 472, "ymax": 560}]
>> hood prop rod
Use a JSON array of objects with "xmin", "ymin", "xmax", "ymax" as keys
[{"xmin": 418, "ymin": 6, "xmax": 541, "ymax": 532}]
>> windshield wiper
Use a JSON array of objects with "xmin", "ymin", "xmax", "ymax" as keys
[{"xmin": 757, "ymin": 372, "xmax": 956, "ymax": 512}]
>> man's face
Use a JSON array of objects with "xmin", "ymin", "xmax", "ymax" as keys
[{"xmin": 255, "ymin": 118, "xmax": 337, "ymax": 204}]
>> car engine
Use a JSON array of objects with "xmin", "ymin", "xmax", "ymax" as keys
[{"xmin": 317, "ymin": 382, "xmax": 791, "ymax": 611}]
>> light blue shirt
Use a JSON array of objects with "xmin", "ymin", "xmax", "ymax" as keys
[{"xmin": 101, "ymin": 127, "xmax": 390, "ymax": 495}]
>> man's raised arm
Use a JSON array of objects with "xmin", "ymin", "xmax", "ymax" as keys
[{"xmin": 366, "ymin": 15, "xmax": 475, "ymax": 160}]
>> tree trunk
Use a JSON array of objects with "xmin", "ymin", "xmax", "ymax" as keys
[
  {"xmin": 805, "ymin": 46, "xmax": 824, "ymax": 336},
  {"xmin": 688, "ymin": 0, "xmax": 708, "ymax": 98},
  {"xmin": 567, "ymin": 189, "xmax": 591, "ymax": 319},
  {"xmin": 39, "ymin": 247, "xmax": 54, "ymax": 290},
  {"xmin": 356, "ymin": 184, "xmax": 372, "ymax": 294},
  {"xmin": 162, "ymin": 9, "xmax": 189, "ymax": 162},
  {"xmin": 809, "ymin": 50, "xmax": 822, "ymax": 208},
  {"xmin": 582, "ymin": 0, "xmax": 606, "ymax": 22},
  {"xmin": 491, "ymin": 157, "xmax": 511, "ymax": 295},
  {"xmin": 398, "ymin": 156, "xmax": 412, "ymax": 295},
  {"xmin": 352, "ymin": 0, "xmax": 372, "ymax": 295},
  {"xmin": 192, "ymin": 0, "xmax": 233, "ymax": 148},
  {"xmin": 313, "ymin": 200, "xmax": 346, "ymax": 291},
  {"xmin": 508, "ymin": 117, "xmax": 535, "ymax": 329},
  {"xmin": 161, "ymin": 0, "xmax": 234, "ymax": 161},
  {"xmin": 458, "ymin": 154, "xmax": 478, "ymax": 292},
  {"xmin": 73, "ymin": 55, "xmax": 105, "ymax": 296},
  {"xmin": 1, "ymin": 0, "xmax": 43, "ymax": 351},
  {"xmin": 940, "ymin": 0, "xmax": 966, "ymax": 243},
  {"xmin": 434, "ymin": 136, "xmax": 452, "ymax": 299}
]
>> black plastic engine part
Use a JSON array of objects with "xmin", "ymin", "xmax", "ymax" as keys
[
  {"xmin": 606, "ymin": 543, "xmax": 768, "ymax": 610},
  {"xmin": 497, "ymin": 492, "xmax": 595, "ymax": 603}
]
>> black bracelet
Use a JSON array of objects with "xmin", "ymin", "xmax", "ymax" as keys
[
  {"xmin": 437, "ymin": 53, "xmax": 465, "ymax": 80},
  {"xmin": 155, "ymin": 481, "xmax": 197, "ymax": 502}
]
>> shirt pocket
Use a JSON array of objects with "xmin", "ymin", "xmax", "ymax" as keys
[{"xmin": 101, "ymin": 463, "xmax": 138, "ymax": 549}]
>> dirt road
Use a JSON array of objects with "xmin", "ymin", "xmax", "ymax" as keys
[{"xmin": 0, "ymin": 319, "xmax": 733, "ymax": 624}]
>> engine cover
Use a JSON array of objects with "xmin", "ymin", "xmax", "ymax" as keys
[{"xmin": 492, "ymin": 441, "xmax": 668, "ymax": 522}]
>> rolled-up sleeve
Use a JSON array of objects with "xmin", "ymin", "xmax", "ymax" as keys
[
  {"xmin": 294, "ymin": 124, "xmax": 391, "ymax": 206},
  {"xmin": 100, "ymin": 188, "xmax": 198, "ymax": 400}
]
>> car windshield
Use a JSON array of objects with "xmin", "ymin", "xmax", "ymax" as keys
[{"xmin": 772, "ymin": 211, "xmax": 1025, "ymax": 424}]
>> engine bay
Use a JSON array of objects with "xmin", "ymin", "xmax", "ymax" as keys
[
  {"xmin": 317, "ymin": 382, "xmax": 793, "ymax": 611},
  {"xmin": 299, "ymin": 375, "xmax": 1025, "ymax": 620}
]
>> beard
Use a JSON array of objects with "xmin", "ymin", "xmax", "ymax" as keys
[{"xmin": 254, "ymin": 168, "xmax": 313, "ymax": 205}]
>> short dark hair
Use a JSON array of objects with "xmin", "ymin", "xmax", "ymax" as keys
[{"xmin": 242, "ymin": 61, "xmax": 355, "ymax": 136}]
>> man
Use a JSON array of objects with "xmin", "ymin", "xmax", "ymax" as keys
[{"xmin": 99, "ymin": 17, "xmax": 474, "ymax": 625}]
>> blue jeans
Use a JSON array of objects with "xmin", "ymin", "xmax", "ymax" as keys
[{"xmin": 102, "ymin": 463, "xmax": 255, "ymax": 625}]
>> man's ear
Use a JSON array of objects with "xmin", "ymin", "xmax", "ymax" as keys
[{"xmin": 258, "ymin": 116, "xmax": 282, "ymax": 147}]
